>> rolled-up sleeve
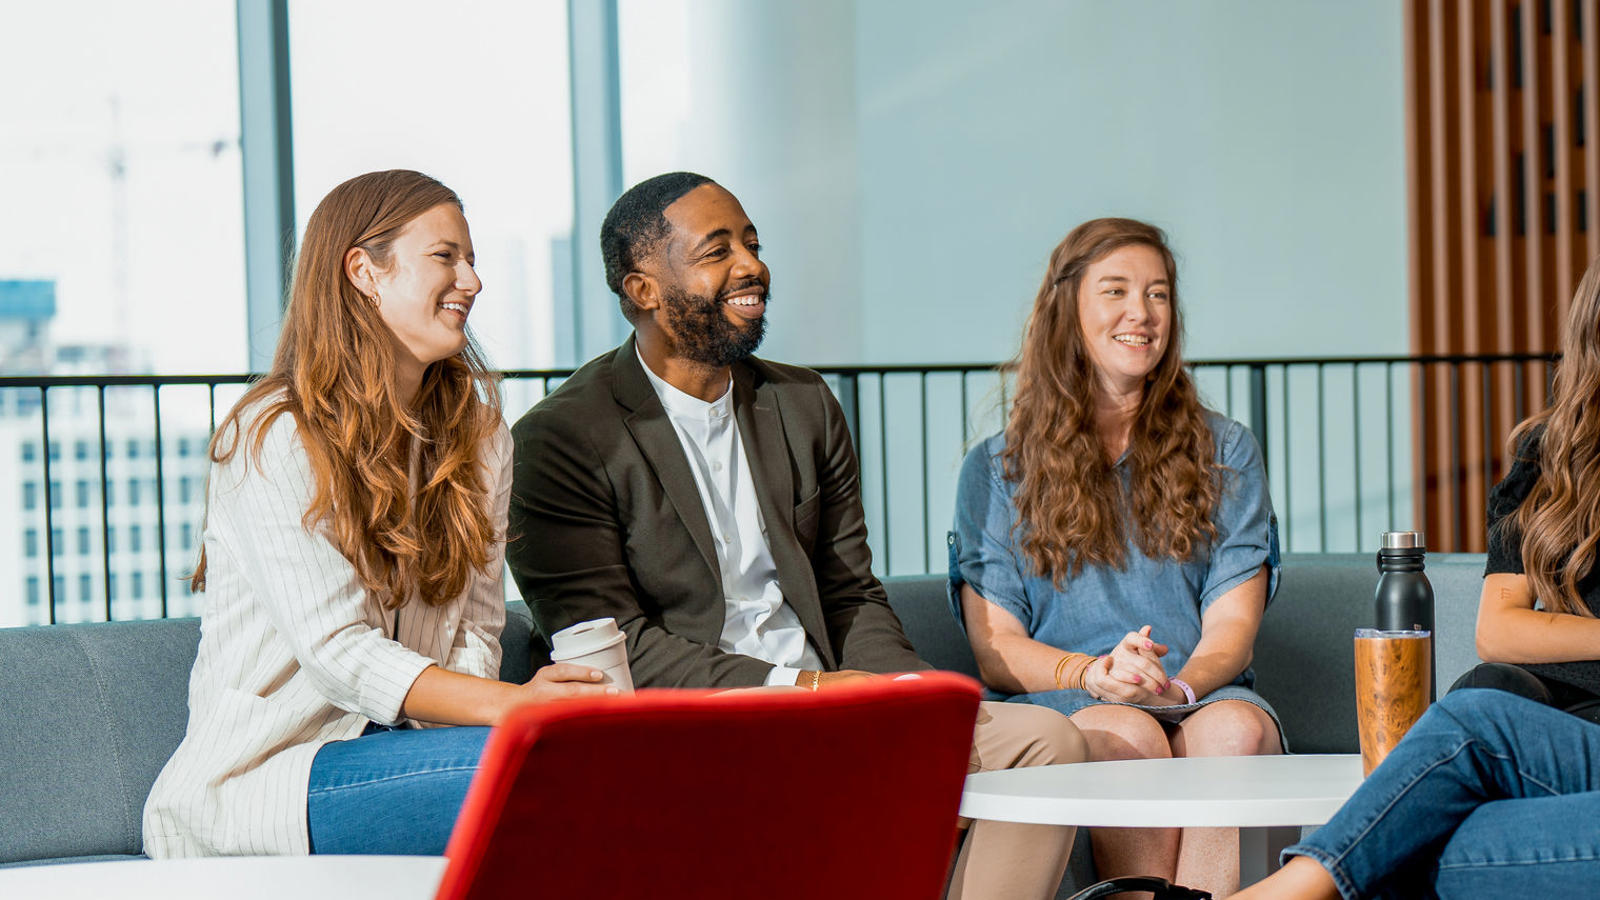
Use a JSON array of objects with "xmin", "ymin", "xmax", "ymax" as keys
[
  {"xmin": 1199, "ymin": 420, "xmax": 1281, "ymax": 612},
  {"xmin": 948, "ymin": 439, "xmax": 1033, "ymax": 634}
]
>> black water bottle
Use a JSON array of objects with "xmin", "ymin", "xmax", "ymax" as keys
[{"xmin": 1376, "ymin": 531, "xmax": 1437, "ymax": 700}]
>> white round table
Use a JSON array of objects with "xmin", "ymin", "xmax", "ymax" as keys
[
  {"xmin": 0, "ymin": 855, "xmax": 447, "ymax": 900},
  {"xmin": 960, "ymin": 753, "xmax": 1364, "ymax": 884}
]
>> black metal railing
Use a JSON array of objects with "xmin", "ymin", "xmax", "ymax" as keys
[{"xmin": 0, "ymin": 352, "xmax": 1558, "ymax": 626}]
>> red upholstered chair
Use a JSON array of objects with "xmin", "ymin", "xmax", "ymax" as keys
[{"xmin": 435, "ymin": 672, "xmax": 982, "ymax": 900}]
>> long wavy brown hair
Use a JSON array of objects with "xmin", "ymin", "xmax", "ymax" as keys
[
  {"xmin": 1506, "ymin": 255, "xmax": 1600, "ymax": 617},
  {"xmin": 1001, "ymin": 218, "xmax": 1222, "ymax": 585},
  {"xmin": 191, "ymin": 170, "xmax": 502, "ymax": 608}
]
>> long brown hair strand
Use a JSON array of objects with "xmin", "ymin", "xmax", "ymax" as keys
[{"xmin": 1508, "ymin": 256, "xmax": 1600, "ymax": 617}]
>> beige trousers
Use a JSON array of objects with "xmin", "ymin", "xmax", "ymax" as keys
[{"xmin": 947, "ymin": 701, "xmax": 1087, "ymax": 900}]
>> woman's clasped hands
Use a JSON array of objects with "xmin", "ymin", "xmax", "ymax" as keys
[{"xmin": 1083, "ymin": 625, "xmax": 1178, "ymax": 705}]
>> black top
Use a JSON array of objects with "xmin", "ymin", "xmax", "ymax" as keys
[{"xmin": 1485, "ymin": 427, "xmax": 1600, "ymax": 694}]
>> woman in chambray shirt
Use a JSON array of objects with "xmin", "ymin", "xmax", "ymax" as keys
[{"xmin": 948, "ymin": 218, "xmax": 1281, "ymax": 898}]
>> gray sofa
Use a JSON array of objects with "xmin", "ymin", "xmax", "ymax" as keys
[{"xmin": 0, "ymin": 552, "xmax": 1487, "ymax": 868}]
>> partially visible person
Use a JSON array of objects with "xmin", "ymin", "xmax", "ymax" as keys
[
  {"xmin": 1452, "ymin": 256, "xmax": 1600, "ymax": 725},
  {"xmin": 142, "ymin": 170, "xmax": 613, "ymax": 859},
  {"xmin": 951, "ymin": 218, "xmax": 1282, "ymax": 896},
  {"xmin": 509, "ymin": 172, "xmax": 1085, "ymax": 899},
  {"xmin": 1229, "ymin": 689, "xmax": 1600, "ymax": 899}
]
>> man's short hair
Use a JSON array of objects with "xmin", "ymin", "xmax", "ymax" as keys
[{"xmin": 600, "ymin": 172, "xmax": 715, "ymax": 322}]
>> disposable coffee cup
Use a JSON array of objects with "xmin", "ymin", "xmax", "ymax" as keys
[
  {"xmin": 550, "ymin": 618, "xmax": 634, "ymax": 694},
  {"xmin": 1353, "ymin": 628, "xmax": 1431, "ymax": 775}
]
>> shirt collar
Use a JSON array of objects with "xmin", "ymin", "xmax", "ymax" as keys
[{"xmin": 636, "ymin": 345, "xmax": 733, "ymax": 420}]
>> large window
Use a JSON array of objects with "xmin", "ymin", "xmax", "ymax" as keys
[
  {"xmin": 0, "ymin": 1, "xmax": 247, "ymax": 375},
  {"xmin": 289, "ymin": 0, "xmax": 574, "ymax": 370}
]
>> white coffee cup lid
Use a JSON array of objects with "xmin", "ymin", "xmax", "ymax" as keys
[{"xmin": 550, "ymin": 617, "xmax": 626, "ymax": 660}]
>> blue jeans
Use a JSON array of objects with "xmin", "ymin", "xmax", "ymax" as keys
[
  {"xmin": 1285, "ymin": 689, "xmax": 1600, "ymax": 899},
  {"xmin": 306, "ymin": 723, "xmax": 490, "ymax": 855}
]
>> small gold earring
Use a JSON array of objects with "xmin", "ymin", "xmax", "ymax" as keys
[{"xmin": 367, "ymin": 292, "xmax": 380, "ymax": 307}]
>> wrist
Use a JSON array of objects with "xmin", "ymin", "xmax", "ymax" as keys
[
  {"xmin": 486, "ymin": 679, "xmax": 520, "ymax": 726},
  {"xmin": 1080, "ymin": 656, "xmax": 1106, "ymax": 699},
  {"xmin": 1168, "ymin": 676, "xmax": 1196, "ymax": 705}
]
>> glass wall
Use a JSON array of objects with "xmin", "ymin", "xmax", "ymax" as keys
[
  {"xmin": 0, "ymin": 0, "xmax": 247, "ymax": 375},
  {"xmin": 613, "ymin": 0, "xmax": 1413, "ymax": 568},
  {"xmin": 289, "ymin": 0, "xmax": 574, "ymax": 370}
]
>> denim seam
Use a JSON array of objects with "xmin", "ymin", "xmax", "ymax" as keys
[
  {"xmin": 308, "ymin": 763, "xmax": 479, "ymax": 797},
  {"xmin": 1438, "ymin": 851, "xmax": 1600, "ymax": 870},
  {"xmin": 1507, "ymin": 762, "xmax": 1563, "ymax": 797}
]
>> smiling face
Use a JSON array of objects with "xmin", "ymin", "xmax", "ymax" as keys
[
  {"xmin": 1075, "ymin": 243, "xmax": 1172, "ymax": 399},
  {"xmin": 645, "ymin": 183, "xmax": 770, "ymax": 367},
  {"xmin": 355, "ymin": 203, "xmax": 481, "ymax": 391}
]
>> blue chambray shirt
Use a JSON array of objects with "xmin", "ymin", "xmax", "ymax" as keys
[{"xmin": 948, "ymin": 411, "xmax": 1281, "ymax": 693}]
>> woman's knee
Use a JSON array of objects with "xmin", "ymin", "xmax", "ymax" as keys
[
  {"xmin": 1071, "ymin": 706, "xmax": 1173, "ymax": 761},
  {"xmin": 1176, "ymin": 701, "xmax": 1280, "ymax": 757}
]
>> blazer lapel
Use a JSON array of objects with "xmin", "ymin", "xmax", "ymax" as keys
[
  {"xmin": 732, "ymin": 363, "xmax": 834, "ymax": 665},
  {"xmin": 613, "ymin": 338, "xmax": 722, "ymax": 583}
]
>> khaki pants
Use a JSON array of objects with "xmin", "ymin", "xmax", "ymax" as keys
[{"xmin": 948, "ymin": 701, "xmax": 1087, "ymax": 900}]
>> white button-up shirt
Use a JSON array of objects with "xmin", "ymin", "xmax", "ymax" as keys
[{"xmin": 638, "ymin": 349, "xmax": 822, "ymax": 685}]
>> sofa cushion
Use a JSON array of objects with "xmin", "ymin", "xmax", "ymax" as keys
[
  {"xmin": 498, "ymin": 601, "xmax": 537, "ymax": 685},
  {"xmin": 0, "ymin": 600, "xmax": 537, "ymax": 865},
  {"xmin": 884, "ymin": 575, "xmax": 980, "ymax": 679},
  {"xmin": 0, "ymin": 618, "xmax": 199, "ymax": 864}
]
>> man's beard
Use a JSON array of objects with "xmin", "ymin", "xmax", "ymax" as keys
[{"xmin": 661, "ymin": 282, "xmax": 768, "ymax": 368}]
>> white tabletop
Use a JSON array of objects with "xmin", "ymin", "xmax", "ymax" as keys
[
  {"xmin": 960, "ymin": 753, "xmax": 1364, "ymax": 828},
  {"xmin": 0, "ymin": 855, "xmax": 447, "ymax": 900}
]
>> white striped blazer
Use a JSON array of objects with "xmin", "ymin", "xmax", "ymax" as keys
[{"xmin": 141, "ymin": 399, "xmax": 513, "ymax": 858}]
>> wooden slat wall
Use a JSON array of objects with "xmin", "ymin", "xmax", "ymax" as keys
[{"xmin": 1406, "ymin": 0, "xmax": 1596, "ymax": 551}]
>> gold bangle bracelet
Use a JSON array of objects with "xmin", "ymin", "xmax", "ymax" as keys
[
  {"xmin": 808, "ymin": 670, "xmax": 821, "ymax": 692},
  {"xmin": 1052, "ymin": 653, "xmax": 1074, "ymax": 689},
  {"xmin": 1066, "ymin": 655, "xmax": 1089, "ymax": 691},
  {"xmin": 1076, "ymin": 655, "xmax": 1101, "ymax": 691}
]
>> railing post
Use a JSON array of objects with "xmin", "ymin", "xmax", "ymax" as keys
[
  {"xmin": 236, "ymin": 0, "xmax": 296, "ymax": 372},
  {"xmin": 836, "ymin": 373, "xmax": 861, "ymax": 452},
  {"xmin": 39, "ymin": 386, "xmax": 56, "ymax": 624},
  {"xmin": 1248, "ymin": 363, "xmax": 1269, "ymax": 475}
]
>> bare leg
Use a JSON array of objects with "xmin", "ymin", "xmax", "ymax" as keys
[
  {"xmin": 1067, "ymin": 705, "xmax": 1178, "ymax": 897},
  {"xmin": 1169, "ymin": 701, "xmax": 1284, "ymax": 896},
  {"xmin": 1227, "ymin": 856, "xmax": 1340, "ymax": 900}
]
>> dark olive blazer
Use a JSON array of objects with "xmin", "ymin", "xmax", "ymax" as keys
[{"xmin": 507, "ymin": 336, "xmax": 927, "ymax": 688}]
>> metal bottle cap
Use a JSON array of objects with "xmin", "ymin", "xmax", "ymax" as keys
[{"xmin": 1382, "ymin": 531, "xmax": 1425, "ymax": 550}]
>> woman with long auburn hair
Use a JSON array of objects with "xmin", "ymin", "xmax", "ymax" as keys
[
  {"xmin": 142, "ymin": 170, "xmax": 614, "ymax": 859},
  {"xmin": 949, "ymin": 218, "xmax": 1282, "ymax": 896},
  {"xmin": 1452, "ymin": 254, "xmax": 1600, "ymax": 724}
]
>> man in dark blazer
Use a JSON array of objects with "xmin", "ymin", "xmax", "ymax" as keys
[{"xmin": 508, "ymin": 172, "xmax": 1084, "ymax": 898}]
